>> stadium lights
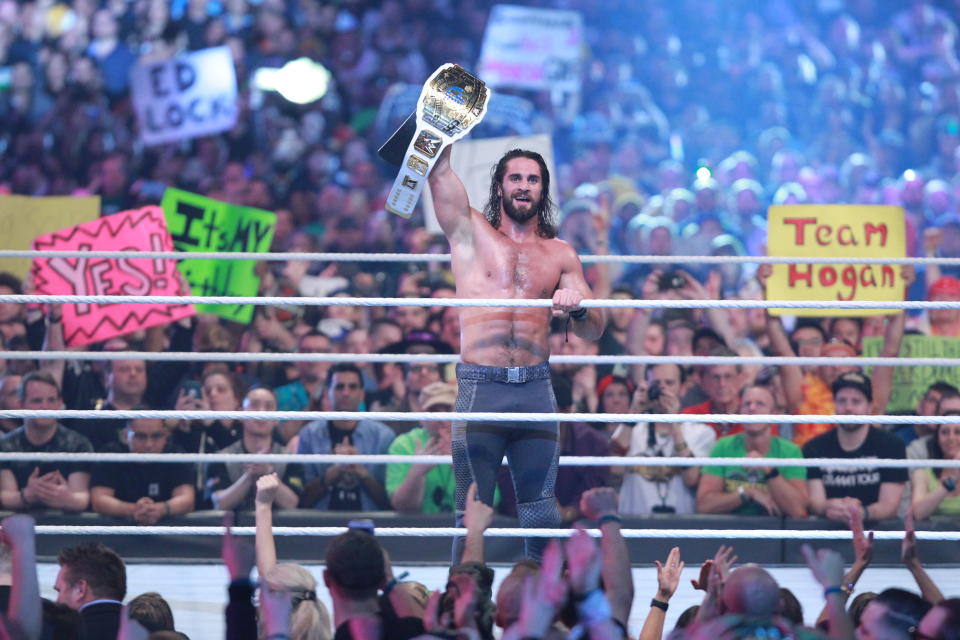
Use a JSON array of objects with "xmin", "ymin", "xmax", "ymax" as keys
[{"xmin": 253, "ymin": 58, "xmax": 331, "ymax": 105}]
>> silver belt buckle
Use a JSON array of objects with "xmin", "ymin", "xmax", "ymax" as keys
[{"xmin": 506, "ymin": 367, "xmax": 521, "ymax": 383}]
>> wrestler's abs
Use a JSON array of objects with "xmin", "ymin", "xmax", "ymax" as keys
[{"xmin": 451, "ymin": 232, "xmax": 564, "ymax": 367}]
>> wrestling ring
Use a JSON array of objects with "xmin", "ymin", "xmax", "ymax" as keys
[{"xmin": 2, "ymin": 248, "xmax": 960, "ymax": 543}]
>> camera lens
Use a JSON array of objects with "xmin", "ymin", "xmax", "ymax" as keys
[{"xmin": 647, "ymin": 382, "xmax": 662, "ymax": 402}]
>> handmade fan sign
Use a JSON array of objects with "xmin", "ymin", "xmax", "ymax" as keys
[{"xmin": 31, "ymin": 206, "xmax": 195, "ymax": 346}]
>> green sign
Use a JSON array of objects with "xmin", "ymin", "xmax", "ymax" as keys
[
  {"xmin": 161, "ymin": 188, "xmax": 275, "ymax": 324},
  {"xmin": 863, "ymin": 334, "xmax": 960, "ymax": 412}
]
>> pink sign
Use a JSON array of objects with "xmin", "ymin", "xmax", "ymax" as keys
[{"xmin": 31, "ymin": 206, "xmax": 195, "ymax": 346}]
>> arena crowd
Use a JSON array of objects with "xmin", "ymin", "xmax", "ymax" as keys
[{"xmin": 2, "ymin": 0, "xmax": 960, "ymax": 638}]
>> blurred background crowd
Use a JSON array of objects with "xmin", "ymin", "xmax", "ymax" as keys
[
  {"xmin": 2, "ymin": 2, "xmax": 960, "ymax": 639},
  {"xmin": 0, "ymin": 0, "xmax": 959, "ymax": 282},
  {"xmin": 0, "ymin": 0, "xmax": 959, "ymax": 524}
]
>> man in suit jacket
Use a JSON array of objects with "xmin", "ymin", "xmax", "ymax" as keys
[{"xmin": 54, "ymin": 542, "xmax": 126, "ymax": 640}]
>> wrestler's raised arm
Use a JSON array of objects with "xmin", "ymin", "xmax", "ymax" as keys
[{"xmin": 428, "ymin": 145, "xmax": 475, "ymax": 243}]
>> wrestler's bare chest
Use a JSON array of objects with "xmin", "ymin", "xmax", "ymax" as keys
[{"xmin": 452, "ymin": 232, "xmax": 563, "ymax": 299}]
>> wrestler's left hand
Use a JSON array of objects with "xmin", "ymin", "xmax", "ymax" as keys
[{"xmin": 552, "ymin": 288, "xmax": 584, "ymax": 318}]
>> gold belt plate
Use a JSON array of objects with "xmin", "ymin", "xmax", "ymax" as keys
[{"xmin": 422, "ymin": 65, "xmax": 489, "ymax": 137}]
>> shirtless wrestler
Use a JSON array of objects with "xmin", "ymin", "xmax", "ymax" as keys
[{"xmin": 428, "ymin": 145, "xmax": 605, "ymax": 560}]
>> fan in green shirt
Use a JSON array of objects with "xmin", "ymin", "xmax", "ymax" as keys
[
  {"xmin": 696, "ymin": 386, "xmax": 809, "ymax": 518},
  {"xmin": 386, "ymin": 382, "xmax": 499, "ymax": 513}
]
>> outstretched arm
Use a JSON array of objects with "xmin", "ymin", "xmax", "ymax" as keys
[
  {"xmin": 461, "ymin": 482, "xmax": 494, "ymax": 565},
  {"xmin": 40, "ymin": 304, "xmax": 65, "ymax": 389},
  {"xmin": 803, "ymin": 545, "xmax": 855, "ymax": 640},
  {"xmin": 1, "ymin": 515, "xmax": 42, "ymax": 640},
  {"xmin": 757, "ymin": 265, "xmax": 804, "ymax": 413},
  {"xmin": 580, "ymin": 488, "xmax": 633, "ymax": 627},
  {"xmin": 255, "ymin": 474, "xmax": 280, "ymax": 578},
  {"xmin": 639, "ymin": 547, "xmax": 683, "ymax": 640},
  {"xmin": 902, "ymin": 511, "xmax": 944, "ymax": 604},
  {"xmin": 873, "ymin": 307, "xmax": 907, "ymax": 416},
  {"xmin": 428, "ymin": 145, "xmax": 475, "ymax": 242},
  {"xmin": 816, "ymin": 504, "xmax": 873, "ymax": 627}
]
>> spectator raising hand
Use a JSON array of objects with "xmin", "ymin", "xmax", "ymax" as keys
[
  {"xmin": 0, "ymin": 514, "xmax": 42, "ymax": 640},
  {"xmin": 640, "ymin": 547, "xmax": 684, "ymax": 640},
  {"xmin": 901, "ymin": 510, "xmax": 944, "ymax": 604},
  {"xmin": 222, "ymin": 513, "xmax": 257, "ymax": 640},
  {"xmin": 507, "ymin": 540, "xmax": 566, "ymax": 640},
  {"xmin": 803, "ymin": 544, "xmax": 855, "ymax": 640},
  {"xmin": 462, "ymin": 482, "xmax": 495, "ymax": 564}
]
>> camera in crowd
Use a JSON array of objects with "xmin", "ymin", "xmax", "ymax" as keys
[
  {"xmin": 647, "ymin": 381, "xmax": 663, "ymax": 403},
  {"xmin": 657, "ymin": 271, "xmax": 686, "ymax": 291}
]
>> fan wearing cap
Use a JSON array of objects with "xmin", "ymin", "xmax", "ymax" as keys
[
  {"xmin": 803, "ymin": 372, "xmax": 908, "ymax": 524},
  {"xmin": 790, "ymin": 338, "xmax": 862, "ymax": 447},
  {"xmin": 924, "ymin": 276, "xmax": 960, "ymax": 337},
  {"xmin": 387, "ymin": 382, "xmax": 488, "ymax": 514},
  {"xmin": 758, "ymin": 279, "xmax": 908, "ymax": 447}
]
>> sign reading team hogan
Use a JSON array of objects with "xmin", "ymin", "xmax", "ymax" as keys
[{"xmin": 766, "ymin": 205, "xmax": 906, "ymax": 317}]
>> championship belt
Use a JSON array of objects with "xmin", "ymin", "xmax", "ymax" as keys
[{"xmin": 382, "ymin": 64, "xmax": 490, "ymax": 218}]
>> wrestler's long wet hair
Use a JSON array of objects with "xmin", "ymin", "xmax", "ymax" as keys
[{"xmin": 483, "ymin": 149, "xmax": 557, "ymax": 238}]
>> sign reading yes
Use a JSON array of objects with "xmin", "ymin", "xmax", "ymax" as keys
[
  {"xmin": 132, "ymin": 46, "xmax": 237, "ymax": 146},
  {"xmin": 31, "ymin": 207, "xmax": 194, "ymax": 347},
  {"xmin": 766, "ymin": 205, "xmax": 906, "ymax": 316},
  {"xmin": 162, "ymin": 189, "xmax": 275, "ymax": 324}
]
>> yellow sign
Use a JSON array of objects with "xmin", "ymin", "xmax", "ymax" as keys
[
  {"xmin": 766, "ymin": 205, "xmax": 906, "ymax": 316},
  {"xmin": 0, "ymin": 195, "xmax": 101, "ymax": 278}
]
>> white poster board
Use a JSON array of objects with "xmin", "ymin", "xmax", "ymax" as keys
[
  {"xmin": 422, "ymin": 134, "xmax": 558, "ymax": 234},
  {"xmin": 131, "ymin": 46, "xmax": 238, "ymax": 146},
  {"xmin": 478, "ymin": 4, "xmax": 583, "ymax": 93}
]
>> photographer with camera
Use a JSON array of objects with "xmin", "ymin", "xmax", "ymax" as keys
[{"xmin": 610, "ymin": 364, "xmax": 716, "ymax": 515}]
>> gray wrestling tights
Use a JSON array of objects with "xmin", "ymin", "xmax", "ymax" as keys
[{"xmin": 452, "ymin": 367, "xmax": 561, "ymax": 563}]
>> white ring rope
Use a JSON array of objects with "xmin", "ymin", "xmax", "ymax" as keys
[
  {"xmin": 6, "ymin": 351, "xmax": 960, "ymax": 369},
  {"xmin": 2, "ymin": 452, "xmax": 958, "ymax": 470},
  {"xmin": 1, "ymin": 409, "xmax": 956, "ymax": 425},
  {"xmin": 27, "ymin": 525, "xmax": 960, "ymax": 540},
  {"xmin": 6, "ymin": 249, "xmax": 960, "ymax": 266},
  {"xmin": 5, "ymin": 294, "xmax": 960, "ymax": 310}
]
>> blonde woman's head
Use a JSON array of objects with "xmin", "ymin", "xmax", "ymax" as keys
[{"xmin": 263, "ymin": 564, "xmax": 332, "ymax": 640}]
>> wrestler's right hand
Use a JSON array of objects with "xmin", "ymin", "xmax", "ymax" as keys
[{"xmin": 551, "ymin": 288, "xmax": 584, "ymax": 318}]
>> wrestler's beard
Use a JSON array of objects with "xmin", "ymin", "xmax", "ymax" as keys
[{"xmin": 502, "ymin": 193, "xmax": 540, "ymax": 224}]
